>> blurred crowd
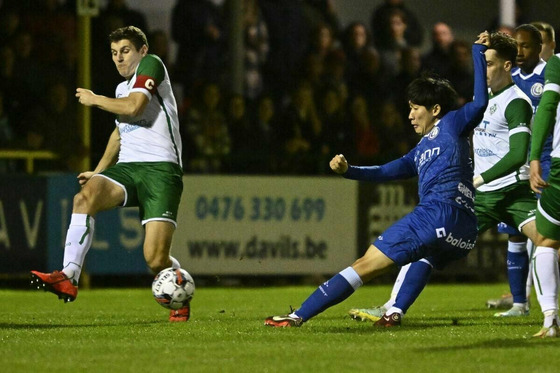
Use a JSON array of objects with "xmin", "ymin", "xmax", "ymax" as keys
[{"xmin": 0, "ymin": 0, "xmax": 552, "ymax": 175}]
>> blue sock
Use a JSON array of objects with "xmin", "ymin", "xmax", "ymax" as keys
[
  {"xmin": 394, "ymin": 260, "xmax": 432, "ymax": 314},
  {"xmin": 507, "ymin": 249, "xmax": 529, "ymax": 303},
  {"xmin": 295, "ymin": 267, "xmax": 362, "ymax": 321}
]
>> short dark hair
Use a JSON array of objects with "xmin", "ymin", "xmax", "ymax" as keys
[
  {"xmin": 489, "ymin": 31, "xmax": 518, "ymax": 64},
  {"xmin": 406, "ymin": 74, "xmax": 458, "ymax": 118},
  {"xmin": 109, "ymin": 26, "xmax": 148, "ymax": 50},
  {"xmin": 532, "ymin": 21, "xmax": 555, "ymax": 42},
  {"xmin": 514, "ymin": 24, "xmax": 543, "ymax": 45}
]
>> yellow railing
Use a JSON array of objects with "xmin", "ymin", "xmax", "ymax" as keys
[{"xmin": 0, "ymin": 149, "xmax": 58, "ymax": 174}]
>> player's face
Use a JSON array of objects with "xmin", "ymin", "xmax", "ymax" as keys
[
  {"xmin": 111, "ymin": 39, "xmax": 147, "ymax": 79},
  {"xmin": 408, "ymin": 101, "xmax": 438, "ymax": 136},
  {"xmin": 539, "ymin": 30, "xmax": 556, "ymax": 61},
  {"xmin": 485, "ymin": 49, "xmax": 510, "ymax": 92},
  {"xmin": 514, "ymin": 29, "xmax": 541, "ymax": 73}
]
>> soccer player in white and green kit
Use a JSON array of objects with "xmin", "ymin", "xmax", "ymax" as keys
[
  {"xmin": 528, "ymin": 51, "xmax": 560, "ymax": 337},
  {"xmin": 30, "ymin": 26, "xmax": 191, "ymax": 322}
]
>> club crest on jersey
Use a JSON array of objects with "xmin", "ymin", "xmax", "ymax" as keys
[
  {"xmin": 531, "ymin": 82, "xmax": 543, "ymax": 97},
  {"xmin": 428, "ymin": 126, "xmax": 440, "ymax": 140},
  {"xmin": 489, "ymin": 103, "xmax": 497, "ymax": 114}
]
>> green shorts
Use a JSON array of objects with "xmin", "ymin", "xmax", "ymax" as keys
[
  {"xmin": 475, "ymin": 181, "xmax": 536, "ymax": 233},
  {"xmin": 98, "ymin": 162, "xmax": 183, "ymax": 226},
  {"xmin": 536, "ymin": 162, "xmax": 560, "ymax": 240}
]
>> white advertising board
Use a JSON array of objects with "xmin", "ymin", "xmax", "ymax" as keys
[{"xmin": 172, "ymin": 176, "xmax": 358, "ymax": 275}]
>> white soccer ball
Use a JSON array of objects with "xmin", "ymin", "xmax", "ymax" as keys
[{"xmin": 152, "ymin": 268, "xmax": 195, "ymax": 310}]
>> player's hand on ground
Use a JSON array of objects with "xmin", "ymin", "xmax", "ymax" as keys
[
  {"xmin": 475, "ymin": 31, "xmax": 490, "ymax": 47},
  {"xmin": 77, "ymin": 171, "xmax": 95, "ymax": 186},
  {"xmin": 330, "ymin": 154, "xmax": 348, "ymax": 174},
  {"xmin": 76, "ymin": 88, "xmax": 97, "ymax": 106},
  {"xmin": 530, "ymin": 160, "xmax": 548, "ymax": 194}
]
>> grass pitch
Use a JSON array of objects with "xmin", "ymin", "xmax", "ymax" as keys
[{"xmin": 1, "ymin": 283, "xmax": 559, "ymax": 372}]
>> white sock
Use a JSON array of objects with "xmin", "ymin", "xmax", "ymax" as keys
[
  {"xmin": 383, "ymin": 263, "xmax": 411, "ymax": 310},
  {"xmin": 543, "ymin": 310, "xmax": 559, "ymax": 328},
  {"xmin": 532, "ymin": 246, "xmax": 559, "ymax": 314},
  {"xmin": 386, "ymin": 306, "xmax": 403, "ymax": 315},
  {"xmin": 170, "ymin": 256, "xmax": 181, "ymax": 270},
  {"xmin": 62, "ymin": 214, "xmax": 95, "ymax": 284}
]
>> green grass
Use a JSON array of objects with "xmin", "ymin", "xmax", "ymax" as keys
[{"xmin": 1, "ymin": 284, "xmax": 559, "ymax": 372}]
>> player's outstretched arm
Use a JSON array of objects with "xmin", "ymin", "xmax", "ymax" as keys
[{"xmin": 76, "ymin": 89, "xmax": 149, "ymax": 117}]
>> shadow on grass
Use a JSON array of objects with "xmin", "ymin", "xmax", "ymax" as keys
[
  {"xmin": 415, "ymin": 337, "xmax": 560, "ymax": 352},
  {"xmin": 0, "ymin": 320, "xmax": 160, "ymax": 329}
]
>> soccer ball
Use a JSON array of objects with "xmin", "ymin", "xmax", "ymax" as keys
[{"xmin": 152, "ymin": 268, "xmax": 195, "ymax": 310}]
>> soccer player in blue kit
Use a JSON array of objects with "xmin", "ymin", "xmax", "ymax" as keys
[{"xmin": 264, "ymin": 31, "xmax": 490, "ymax": 328}]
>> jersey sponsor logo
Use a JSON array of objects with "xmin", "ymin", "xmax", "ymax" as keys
[
  {"xmin": 427, "ymin": 126, "xmax": 440, "ymax": 140},
  {"xmin": 443, "ymin": 231, "xmax": 475, "ymax": 250},
  {"xmin": 417, "ymin": 147, "xmax": 440, "ymax": 169},
  {"xmin": 457, "ymin": 182, "xmax": 474, "ymax": 201},
  {"xmin": 474, "ymin": 148, "xmax": 496, "ymax": 157},
  {"xmin": 531, "ymin": 82, "xmax": 543, "ymax": 97},
  {"xmin": 435, "ymin": 227, "xmax": 446, "ymax": 238},
  {"xmin": 145, "ymin": 78, "xmax": 155, "ymax": 90}
]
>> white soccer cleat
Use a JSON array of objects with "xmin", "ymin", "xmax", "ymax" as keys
[{"xmin": 493, "ymin": 305, "xmax": 529, "ymax": 317}]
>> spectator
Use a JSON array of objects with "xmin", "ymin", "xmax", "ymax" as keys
[
  {"xmin": 277, "ymin": 81, "xmax": 322, "ymax": 174},
  {"xmin": 259, "ymin": 0, "xmax": 309, "ymax": 107},
  {"xmin": 348, "ymin": 94, "xmax": 379, "ymax": 165},
  {"xmin": 172, "ymin": 0, "xmax": 226, "ymax": 96},
  {"xmin": 447, "ymin": 40, "xmax": 474, "ymax": 106},
  {"xmin": 370, "ymin": 0, "xmax": 423, "ymax": 50},
  {"xmin": 422, "ymin": 22, "xmax": 454, "ymax": 76},
  {"xmin": 227, "ymin": 94, "xmax": 254, "ymax": 173},
  {"xmin": 184, "ymin": 82, "xmax": 231, "ymax": 174},
  {"xmin": 318, "ymin": 85, "xmax": 354, "ymax": 171},
  {"xmin": 392, "ymin": 47, "xmax": 422, "ymax": 123},
  {"xmin": 301, "ymin": 0, "xmax": 341, "ymax": 40},
  {"xmin": 148, "ymin": 29, "xmax": 171, "ymax": 67},
  {"xmin": 20, "ymin": 80, "xmax": 87, "ymax": 172},
  {"xmin": 0, "ymin": 7, "xmax": 20, "ymax": 48},
  {"xmin": 0, "ymin": 89, "xmax": 16, "ymax": 172},
  {"xmin": 377, "ymin": 8, "xmax": 408, "ymax": 78},
  {"xmin": 99, "ymin": 0, "xmax": 148, "ymax": 32},
  {"xmin": 240, "ymin": 0, "xmax": 269, "ymax": 102},
  {"xmin": 252, "ymin": 94, "xmax": 280, "ymax": 173}
]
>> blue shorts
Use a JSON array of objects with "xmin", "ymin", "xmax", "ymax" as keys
[{"xmin": 374, "ymin": 202, "xmax": 478, "ymax": 270}]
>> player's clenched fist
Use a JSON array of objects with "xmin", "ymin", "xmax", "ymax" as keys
[{"xmin": 330, "ymin": 154, "xmax": 348, "ymax": 174}]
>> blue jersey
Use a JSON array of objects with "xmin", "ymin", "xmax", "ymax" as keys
[
  {"xmin": 512, "ymin": 60, "xmax": 552, "ymax": 178},
  {"xmin": 512, "ymin": 60, "xmax": 546, "ymax": 113},
  {"xmin": 345, "ymin": 43, "xmax": 488, "ymax": 216}
]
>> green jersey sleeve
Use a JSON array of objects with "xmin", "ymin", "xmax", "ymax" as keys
[
  {"xmin": 132, "ymin": 54, "xmax": 166, "ymax": 95},
  {"xmin": 481, "ymin": 97, "xmax": 531, "ymax": 183}
]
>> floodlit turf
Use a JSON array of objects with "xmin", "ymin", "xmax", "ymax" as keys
[{"xmin": 1, "ymin": 283, "xmax": 559, "ymax": 372}]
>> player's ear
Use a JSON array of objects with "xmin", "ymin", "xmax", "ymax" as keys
[
  {"xmin": 504, "ymin": 60, "xmax": 513, "ymax": 72},
  {"xmin": 140, "ymin": 44, "xmax": 148, "ymax": 56},
  {"xmin": 432, "ymin": 104, "xmax": 441, "ymax": 117}
]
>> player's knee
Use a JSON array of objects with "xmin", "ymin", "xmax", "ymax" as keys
[
  {"xmin": 145, "ymin": 252, "xmax": 170, "ymax": 273},
  {"xmin": 73, "ymin": 191, "xmax": 92, "ymax": 210}
]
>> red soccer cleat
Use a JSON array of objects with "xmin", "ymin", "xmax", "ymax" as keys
[
  {"xmin": 169, "ymin": 303, "xmax": 191, "ymax": 322},
  {"xmin": 30, "ymin": 270, "xmax": 78, "ymax": 303},
  {"xmin": 374, "ymin": 312, "xmax": 402, "ymax": 327}
]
